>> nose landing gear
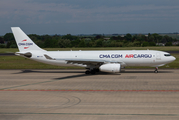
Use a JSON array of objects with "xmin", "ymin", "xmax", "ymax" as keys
[{"xmin": 154, "ymin": 67, "xmax": 158, "ymax": 73}]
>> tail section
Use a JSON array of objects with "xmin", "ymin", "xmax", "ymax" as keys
[{"xmin": 11, "ymin": 27, "xmax": 45, "ymax": 52}]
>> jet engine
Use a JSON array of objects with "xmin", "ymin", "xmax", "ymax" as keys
[{"xmin": 99, "ymin": 63, "xmax": 121, "ymax": 73}]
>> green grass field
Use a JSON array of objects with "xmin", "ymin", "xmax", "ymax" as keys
[
  {"xmin": 0, "ymin": 54, "xmax": 178, "ymax": 69},
  {"xmin": 0, "ymin": 46, "xmax": 179, "ymax": 53},
  {"xmin": 0, "ymin": 56, "xmax": 82, "ymax": 69}
]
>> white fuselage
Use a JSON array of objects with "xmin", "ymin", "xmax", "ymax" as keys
[{"xmin": 27, "ymin": 50, "xmax": 176, "ymax": 68}]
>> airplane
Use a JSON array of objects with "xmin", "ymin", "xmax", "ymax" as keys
[{"xmin": 11, "ymin": 27, "xmax": 176, "ymax": 74}]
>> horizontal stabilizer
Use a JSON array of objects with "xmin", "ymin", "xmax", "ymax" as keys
[{"xmin": 15, "ymin": 52, "xmax": 32, "ymax": 58}]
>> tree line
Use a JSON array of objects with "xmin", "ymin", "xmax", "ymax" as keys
[{"xmin": 0, "ymin": 33, "xmax": 178, "ymax": 48}]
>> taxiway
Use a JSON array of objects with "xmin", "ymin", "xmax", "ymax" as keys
[{"xmin": 0, "ymin": 69, "xmax": 179, "ymax": 120}]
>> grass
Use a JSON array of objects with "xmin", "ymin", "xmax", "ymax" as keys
[
  {"xmin": 0, "ymin": 54, "xmax": 178, "ymax": 69},
  {"xmin": 0, "ymin": 56, "xmax": 82, "ymax": 69},
  {"xmin": 0, "ymin": 46, "xmax": 179, "ymax": 53}
]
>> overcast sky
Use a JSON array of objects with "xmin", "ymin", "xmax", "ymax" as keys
[{"xmin": 0, "ymin": 0, "xmax": 179, "ymax": 35}]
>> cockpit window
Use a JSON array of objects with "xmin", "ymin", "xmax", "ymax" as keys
[{"xmin": 164, "ymin": 54, "xmax": 171, "ymax": 56}]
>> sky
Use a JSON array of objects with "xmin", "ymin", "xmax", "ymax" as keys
[{"xmin": 0, "ymin": 0, "xmax": 179, "ymax": 35}]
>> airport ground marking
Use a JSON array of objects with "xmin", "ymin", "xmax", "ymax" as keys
[
  {"xmin": 0, "ymin": 74, "xmax": 86, "ymax": 90},
  {"xmin": 0, "ymin": 112, "xmax": 179, "ymax": 116},
  {"xmin": 0, "ymin": 80, "xmax": 53, "ymax": 90},
  {"xmin": 0, "ymin": 89, "xmax": 179, "ymax": 92}
]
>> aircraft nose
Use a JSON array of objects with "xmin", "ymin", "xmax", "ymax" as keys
[{"xmin": 172, "ymin": 56, "xmax": 176, "ymax": 61}]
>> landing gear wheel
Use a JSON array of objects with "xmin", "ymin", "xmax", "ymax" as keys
[
  {"xmin": 85, "ymin": 68, "xmax": 98, "ymax": 75},
  {"xmin": 154, "ymin": 67, "xmax": 158, "ymax": 73},
  {"xmin": 85, "ymin": 70, "xmax": 90, "ymax": 74},
  {"xmin": 91, "ymin": 70, "xmax": 96, "ymax": 74},
  {"xmin": 95, "ymin": 68, "xmax": 100, "ymax": 72}
]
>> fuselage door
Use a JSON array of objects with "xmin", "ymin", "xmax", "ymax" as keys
[{"xmin": 156, "ymin": 52, "xmax": 161, "ymax": 60}]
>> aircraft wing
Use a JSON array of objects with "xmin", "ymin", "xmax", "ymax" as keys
[
  {"xmin": 44, "ymin": 54, "xmax": 123, "ymax": 65},
  {"xmin": 60, "ymin": 59, "xmax": 119, "ymax": 65}
]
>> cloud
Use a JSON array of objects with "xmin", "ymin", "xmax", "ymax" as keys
[
  {"xmin": 0, "ymin": 0, "xmax": 179, "ymax": 34},
  {"xmin": 1, "ymin": 0, "xmax": 179, "ymax": 24}
]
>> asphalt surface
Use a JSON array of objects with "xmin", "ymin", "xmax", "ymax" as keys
[{"xmin": 0, "ymin": 69, "xmax": 179, "ymax": 120}]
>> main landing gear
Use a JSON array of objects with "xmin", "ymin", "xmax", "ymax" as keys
[
  {"xmin": 85, "ymin": 68, "xmax": 99, "ymax": 75},
  {"xmin": 154, "ymin": 67, "xmax": 158, "ymax": 73}
]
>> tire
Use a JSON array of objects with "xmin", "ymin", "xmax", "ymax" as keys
[
  {"xmin": 91, "ymin": 70, "xmax": 96, "ymax": 74},
  {"xmin": 95, "ymin": 68, "xmax": 100, "ymax": 72},
  {"xmin": 85, "ymin": 71, "xmax": 90, "ymax": 74}
]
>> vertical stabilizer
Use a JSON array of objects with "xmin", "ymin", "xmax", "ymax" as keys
[{"xmin": 11, "ymin": 27, "xmax": 45, "ymax": 52}]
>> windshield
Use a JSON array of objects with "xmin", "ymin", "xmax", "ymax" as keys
[{"xmin": 164, "ymin": 54, "xmax": 171, "ymax": 56}]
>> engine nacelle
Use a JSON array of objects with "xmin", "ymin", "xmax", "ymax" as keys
[{"xmin": 99, "ymin": 63, "xmax": 121, "ymax": 73}]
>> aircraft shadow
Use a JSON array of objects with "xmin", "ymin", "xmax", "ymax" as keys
[
  {"xmin": 13, "ymin": 70, "xmax": 120, "ymax": 81},
  {"xmin": 10, "ymin": 69, "xmax": 174, "ymax": 82},
  {"xmin": 53, "ymin": 72, "xmax": 122, "ymax": 80},
  {"xmin": 13, "ymin": 69, "xmax": 85, "ymax": 74},
  {"xmin": 13, "ymin": 69, "xmax": 173, "ymax": 75},
  {"xmin": 53, "ymin": 74, "xmax": 88, "ymax": 80}
]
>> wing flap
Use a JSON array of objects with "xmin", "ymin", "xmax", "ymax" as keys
[{"xmin": 56, "ymin": 58, "xmax": 122, "ymax": 65}]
